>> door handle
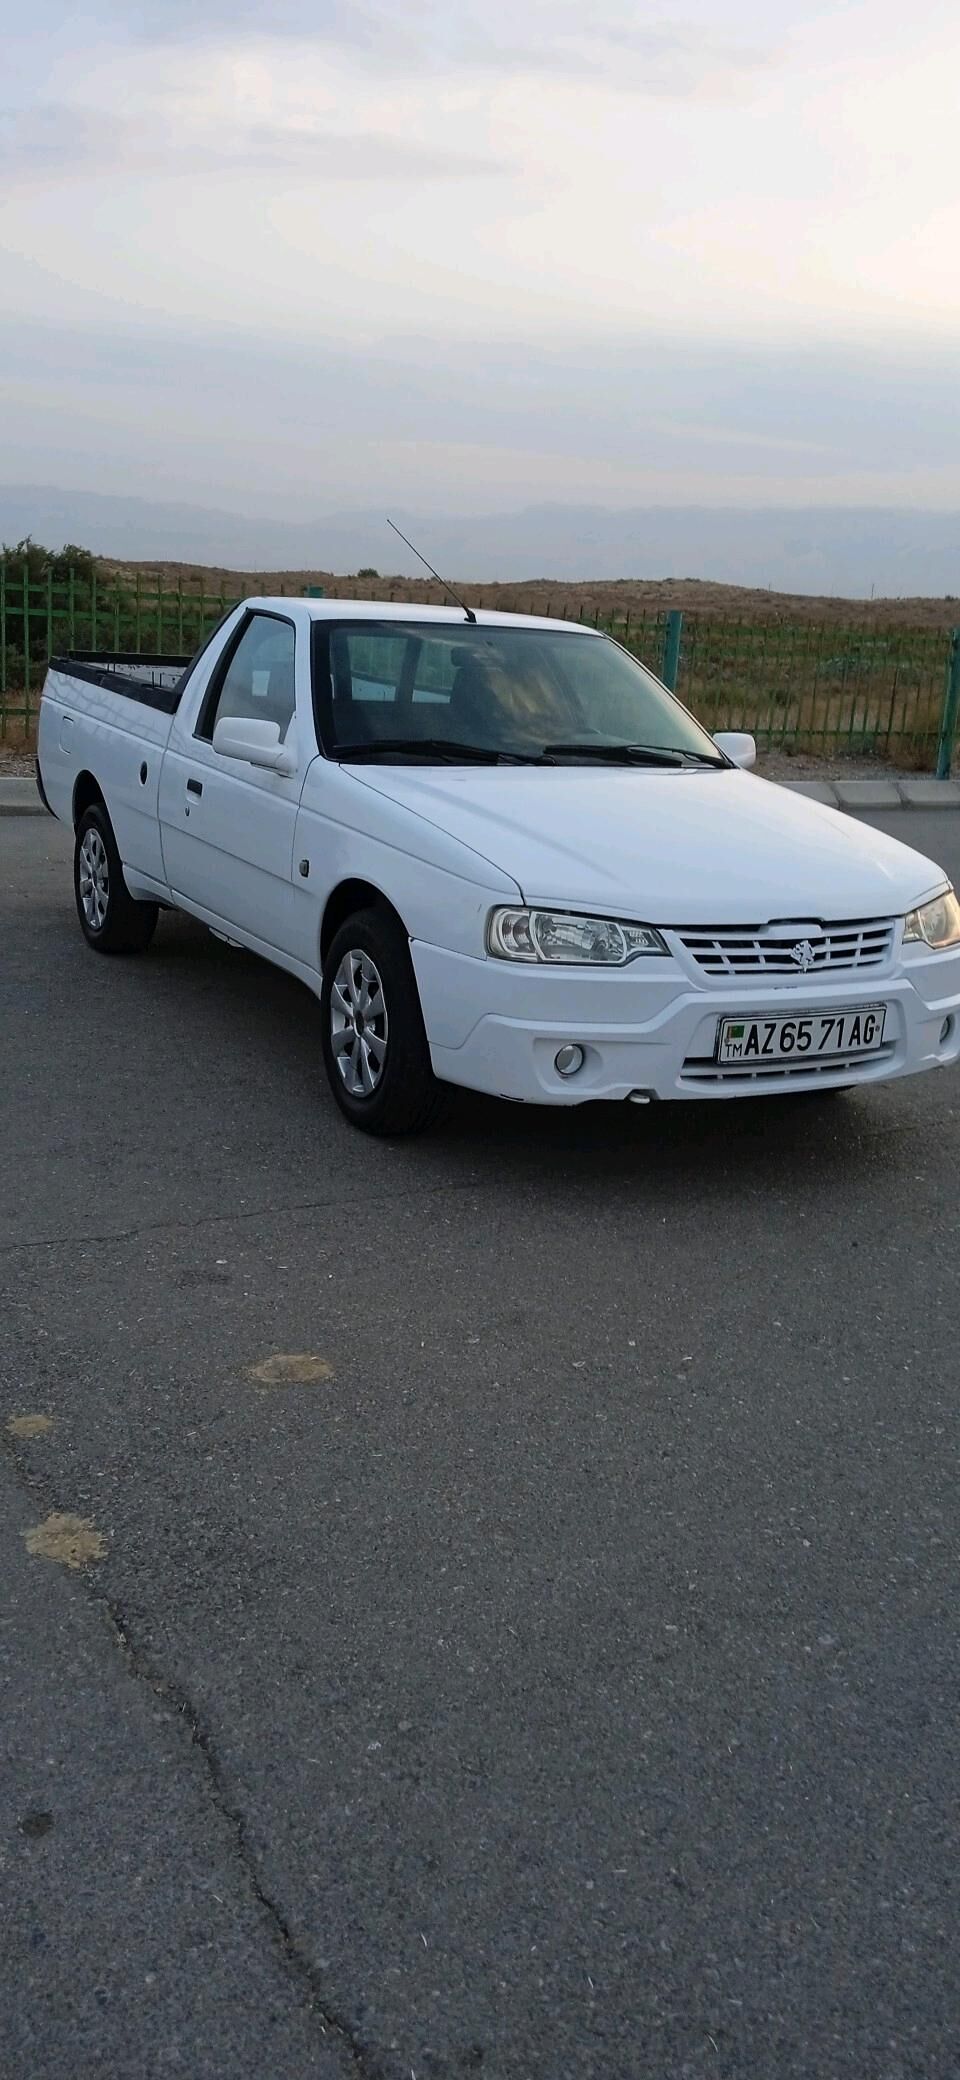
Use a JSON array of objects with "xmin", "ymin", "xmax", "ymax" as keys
[{"xmin": 186, "ymin": 777, "xmax": 203, "ymax": 797}]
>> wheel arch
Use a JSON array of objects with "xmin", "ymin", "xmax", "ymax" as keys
[
  {"xmin": 319, "ymin": 879, "xmax": 409, "ymax": 965},
  {"xmin": 72, "ymin": 770, "xmax": 108, "ymax": 829}
]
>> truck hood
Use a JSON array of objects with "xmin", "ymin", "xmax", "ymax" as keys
[{"xmin": 347, "ymin": 765, "xmax": 947, "ymax": 924}]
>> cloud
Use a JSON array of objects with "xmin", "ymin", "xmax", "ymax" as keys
[
  {"xmin": 120, "ymin": 0, "xmax": 384, "ymax": 40},
  {"xmin": 0, "ymin": 103, "xmax": 508, "ymax": 186},
  {"xmin": 64, "ymin": 0, "xmax": 774, "ymax": 96},
  {"xmin": 471, "ymin": 14, "xmax": 772, "ymax": 94},
  {"xmin": 4, "ymin": 307, "xmax": 959, "ymax": 497}
]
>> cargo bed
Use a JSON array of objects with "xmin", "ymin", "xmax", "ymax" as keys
[{"xmin": 47, "ymin": 652, "xmax": 192, "ymax": 713}]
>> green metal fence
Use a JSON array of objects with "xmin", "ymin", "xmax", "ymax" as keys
[
  {"xmin": 659, "ymin": 617, "xmax": 958, "ymax": 769},
  {"xmin": 0, "ymin": 566, "xmax": 246, "ymax": 734},
  {"xmin": 1, "ymin": 560, "xmax": 958, "ymax": 772}
]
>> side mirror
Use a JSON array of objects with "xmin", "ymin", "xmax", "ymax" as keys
[
  {"xmin": 713, "ymin": 731, "xmax": 757, "ymax": 771},
  {"xmin": 212, "ymin": 716, "xmax": 297, "ymax": 775}
]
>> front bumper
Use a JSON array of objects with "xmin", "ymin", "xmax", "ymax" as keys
[{"xmin": 412, "ymin": 940, "xmax": 960, "ymax": 1104}]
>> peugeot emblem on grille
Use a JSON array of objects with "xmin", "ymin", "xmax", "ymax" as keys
[{"xmin": 790, "ymin": 939, "xmax": 817, "ymax": 970}]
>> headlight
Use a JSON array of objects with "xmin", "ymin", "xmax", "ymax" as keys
[
  {"xmin": 487, "ymin": 907, "xmax": 667, "ymax": 964},
  {"xmin": 902, "ymin": 887, "xmax": 960, "ymax": 950}
]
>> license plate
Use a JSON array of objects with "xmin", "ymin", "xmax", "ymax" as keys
[{"xmin": 716, "ymin": 1004, "xmax": 888, "ymax": 1065}]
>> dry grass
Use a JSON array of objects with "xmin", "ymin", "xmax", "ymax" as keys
[
  {"xmin": 7, "ymin": 562, "xmax": 953, "ymax": 769},
  {"xmin": 97, "ymin": 561, "xmax": 960, "ymax": 631},
  {"xmin": 0, "ymin": 726, "xmax": 37, "ymax": 765}
]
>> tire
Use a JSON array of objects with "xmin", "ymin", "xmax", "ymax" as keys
[
  {"xmin": 320, "ymin": 907, "xmax": 442, "ymax": 1136},
  {"xmin": 74, "ymin": 804, "xmax": 158, "ymax": 955}
]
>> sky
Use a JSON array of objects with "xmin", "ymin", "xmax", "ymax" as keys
[{"xmin": 2, "ymin": 0, "xmax": 960, "ymax": 542}]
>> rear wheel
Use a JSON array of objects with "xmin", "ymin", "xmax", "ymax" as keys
[
  {"xmin": 74, "ymin": 804, "xmax": 158, "ymax": 954},
  {"xmin": 320, "ymin": 907, "xmax": 442, "ymax": 1136}
]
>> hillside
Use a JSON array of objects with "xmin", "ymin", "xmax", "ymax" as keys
[
  {"xmin": 96, "ymin": 561, "xmax": 960, "ymax": 630},
  {"xmin": 5, "ymin": 487, "xmax": 960, "ymax": 603}
]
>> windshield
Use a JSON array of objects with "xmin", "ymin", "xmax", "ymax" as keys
[{"xmin": 315, "ymin": 622, "xmax": 722, "ymax": 765}]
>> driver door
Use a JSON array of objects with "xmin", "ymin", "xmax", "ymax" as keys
[{"xmin": 159, "ymin": 608, "xmax": 317, "ymax": 965}]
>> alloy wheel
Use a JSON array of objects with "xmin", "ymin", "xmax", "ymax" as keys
[
  {"xmin": 330, "ymin": 949, "xmax": 389, "ymax": 1097},
  {"xmin": 78, "ymin": 827, "xmax": 110, "ymax": 930}
]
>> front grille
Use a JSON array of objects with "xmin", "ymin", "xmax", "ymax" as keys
[
  {"xmin": 679, "ymin": 1043, "xmax": 897, "ymax": 1088},
  {"xmin": 676, "ymin": 919, "xmax": 896, "ymax": 979}
]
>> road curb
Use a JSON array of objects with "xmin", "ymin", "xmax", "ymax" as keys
[
  {"xmin": 780, "ymin": 778, "xmax": 960, "ymax": 810},
  {"xmin": 0, "ymin": 779, "xmax": 46, "ymax": 816}
]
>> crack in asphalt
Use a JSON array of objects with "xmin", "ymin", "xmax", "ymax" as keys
[
  {"xmin": 102, "ymin": 1598, "xmax": 399, "ymax": 2080},
  {"xmin": 1, "ymin": 1432, "xmax": 399, "ymax": 2080},
  {"xmin": 0, "ymin": 1173, "xmax": 495, "ymax": 1258}
]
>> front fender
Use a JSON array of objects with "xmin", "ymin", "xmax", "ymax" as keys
[{"xmin": 296, "ymin": 763, "xmax": 521, "ymax": 960}]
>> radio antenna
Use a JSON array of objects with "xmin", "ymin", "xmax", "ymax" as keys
[{"xmin": 386, "ymin": 517, "xmax": 477, "ymax": 624}]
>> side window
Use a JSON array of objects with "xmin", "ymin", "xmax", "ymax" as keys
[{"xmin": 198, "ymin": 615, "xmax": 297, "ymax": 743}]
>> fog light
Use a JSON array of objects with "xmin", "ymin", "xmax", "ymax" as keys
[
  {"xmin": 555, "ymin": 1044, "xmax": 585, "ymax": 1077},
  {"xmin": 940, "ymin": 1017, "xmax": 953, "ymax": 1045}
]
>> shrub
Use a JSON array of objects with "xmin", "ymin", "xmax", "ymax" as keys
[{"xmin": 2, "ymin": 536, "xmax": 97, "ymax": 583}]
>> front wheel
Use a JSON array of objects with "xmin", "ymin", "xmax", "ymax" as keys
[
  {"xmin": 74, "ymin": 805, "xmax": 158, "ymax": 954},
  {"xmin": 320, "ymin": 908, "xmax": 442, "ymax": 1136}
]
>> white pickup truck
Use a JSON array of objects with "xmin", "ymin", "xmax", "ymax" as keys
[{"xmin": 37, "ymin": 596, "xmax": 960, "ymax": 1133}]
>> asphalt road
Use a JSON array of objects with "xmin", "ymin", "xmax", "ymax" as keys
[{"xmin": 3, "ymin": 809, "xmax": 960, "ymax": 2080}]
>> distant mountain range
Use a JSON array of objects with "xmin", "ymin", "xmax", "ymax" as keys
[{"xmin": 2, "ymin": 484, "xmax": 959, "ymax": 598}]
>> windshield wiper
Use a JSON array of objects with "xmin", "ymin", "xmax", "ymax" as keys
[
  {"xmin": 336, "ymin": 737, "xmax": 503, "ymax": 764},
  {"xmin": 544, "ymin": 741, "xmax": 683, "ymax": 766},
  {"xmin": 544, "ymin": 741, "xmax": 725, "ymax": 768},
  {"xmin": 335, "ymin": 736, "xmax": 726, "ymax": 769}
]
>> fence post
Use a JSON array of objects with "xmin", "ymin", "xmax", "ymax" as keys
[
  {"xmin": 22, "ymin": 561, "xmax": 30, "ymax": 701},
  {"xmin": 936, "ymin": 629, "xmax": 960, "ymax": 779},
  {"xmin": 661, "ymin": 608, "xmax": 683, "ymax": 692}
]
